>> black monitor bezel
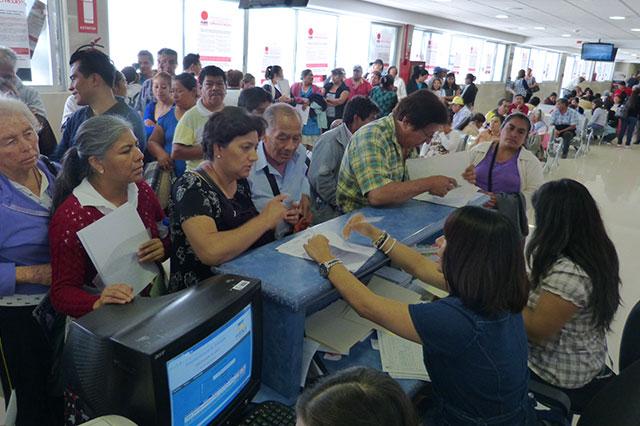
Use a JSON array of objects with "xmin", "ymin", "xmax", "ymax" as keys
[{"xmin": 149, "ymin": 285, "xmax": 263, "ymax": 426}]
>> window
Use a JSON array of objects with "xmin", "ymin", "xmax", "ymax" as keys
[
  {"xmin": 108, "ymin": 0, "xmax": 184, "ymax": 70},
  {"xmin": 510, "ymin": 47, "xmax": 530, "ymax": 80},
  {"xmin": 336, "ymin": 15, "xmax": 370, "ymax": 77},
  {"xmin": 246, "ymin": 8, "xmax": 296, "ymax": 84},
  {"xmin": 183, "ymin": 0, "xmax": 245, "ymax": 71},
  {"xmin": 511, "ymin": 47, "xmax": 560, "ymax": 82},
  {"xmin": 594, "ymin": 62, "xmax": 614, "ymax": 81}
]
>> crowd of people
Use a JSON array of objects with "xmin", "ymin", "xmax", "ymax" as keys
[{"xmin": 0, "ymin": 42, "xmax": 626, "ymax": 426}]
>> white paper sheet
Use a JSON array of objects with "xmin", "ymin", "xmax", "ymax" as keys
[
  {"xmin": 295, "ymin": 104, "xmax": 310, "ymax": 125},
  {"xmin": 300, "ymin": 338, "xmax": 321, "ymax": 386},
  {"xmin": 77, "ymin": 203, "xmax": 158, "ymax": 296},
  {"xmin": 407, "ymin": 151, "xmax": 483, "ymax": 208},
  {"xmin": 378, "ymin": 329, "xmax": 430, "ymax": 381},
  {"xmin": 277, "ymin": 230, "xmax": 376, "ymax": 272},
  {"xmin": 305, "ymin": 300, "xmax": 372, "ymax": 355}
]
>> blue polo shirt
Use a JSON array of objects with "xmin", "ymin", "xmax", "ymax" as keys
[
  {"xmin": 52, "ymin": 97, "xmax": 146, "ymax": 162},
  {"xmin": 247, "ymin": 141, "xmax": 310, "ymax": 239}
]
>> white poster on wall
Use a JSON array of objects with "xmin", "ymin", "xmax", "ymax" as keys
[
  {"xmin": 0, "ymin": 0, "xmax": 31, "ymax": 69},
  {"xmin": 369, "ymin": 24, "xmax": 396, "ymax": 65},
  {"xmin": 296, "ymin": 11, "xmax": 337, "ymax": 82},
  {"xmin": 184, "ymin": 0, "xmax": 244, "ymax": 71}
]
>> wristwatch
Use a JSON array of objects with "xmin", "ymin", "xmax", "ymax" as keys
[{"xmin": 319, "ymin": 258, "xmax": 343, "ymax": 278}]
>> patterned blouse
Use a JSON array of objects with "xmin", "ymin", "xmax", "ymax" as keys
[{"xmin": 168, "ymin": 171, "xmax": 273, "ymax": 292}]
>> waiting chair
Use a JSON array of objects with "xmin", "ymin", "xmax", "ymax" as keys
[
  {"xmin": 576, "ymin": 359, "xmax": 640, "ymax": 426},
  {"xmin": 543, "ymin": 126, "xmax": 562, "ymax": 173}
]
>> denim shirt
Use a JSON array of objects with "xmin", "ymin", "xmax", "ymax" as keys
[
  {"xmin": 0, "ymin": 159, "xmax": 56, "ymax": 298},
  {"xmin": 409, "ymin": 297, "xmax": 533, "ymax": 425}
]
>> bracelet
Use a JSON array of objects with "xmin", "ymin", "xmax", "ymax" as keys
[
  {"xmin": 383, "ymin": 238, "xmax": 397, "ymax": 256},
  {"xmin": 373, "ymin": 231, "xmax": 389, "ymax": 250}
]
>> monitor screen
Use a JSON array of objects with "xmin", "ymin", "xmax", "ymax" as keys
[
  {"xmin": 166, "ymin": 304, "xmax": 253, "ymax": 426},
  {"xmin": 581, "ymin": 43, "xmax": 616, "ymax": 62}
]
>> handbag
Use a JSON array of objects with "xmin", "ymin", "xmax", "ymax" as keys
[{"xmin": 143, "ymin": 161, "xmax": 175, "ymax": 210}]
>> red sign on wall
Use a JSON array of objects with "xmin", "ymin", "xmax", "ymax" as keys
[{"xmin": 78, "ymin": 0, "xmax": 98, "ymax": 33}]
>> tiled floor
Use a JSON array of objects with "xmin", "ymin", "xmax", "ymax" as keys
[{"xmin": 542, "ymin": 142, "xmax": 640, "ymax": 371}]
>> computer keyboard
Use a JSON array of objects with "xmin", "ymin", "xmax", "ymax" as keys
[{"xmin": 238, "ymin": 400, "xmax": 296, "ymax": 426}]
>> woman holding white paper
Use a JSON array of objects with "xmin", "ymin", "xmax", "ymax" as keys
[
  {"xmin": 49, "ymin": 115, "xmax": 169, "ymax": 318},
  {"xmin": 304, "ymin": 208, "xmax": 535, "ymax": 425}
]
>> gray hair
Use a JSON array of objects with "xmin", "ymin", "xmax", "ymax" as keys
[
  {"xmin": 0, "ymin": 96, "xmax": 40, "ymax": 130},
  {"xmin": 263, "ymin": 103, "xmax": 301, "ymax": 134},
  {"xmin": 0, "ymin": 46, "xmax": 17, "ymax": 70},
  {"xmin": 52, "ymin": 115, "xmax": 133, "ymax": 211}
]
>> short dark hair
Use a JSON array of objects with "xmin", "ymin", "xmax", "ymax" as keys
[
  {"xmin": 557, "ymin": 97, "xmax": 570, "ymax": 106},
  {"xmin": 527, "ymin": 179, "xmax": 621, "ymax": 330},
  {"xmin": 529, "ymin": 96, "xmax": 541, "ymax": 106},
  {"xmin": 411, "ymin": 66, "xmax": 428, "ymax": 79},
  {"xmin": 592, "ymin": 98, "xmax": 603, "ymax": 108},
  {"xmin": 174, "ymin": 72, "xmax": 197, "ymax": 92},
  {"xmin": 137, "ymin": 50, "xmax": 153, "ymax": 63},
  {"xmin": 300, "ymin": 69, "xmax": 313, "ymax": 80},
  {"xmin": 238, "ymin": 87, "xmax": 272, "ymax": 112},
  {"xmin": 183, "ymin": 53, "xmax": 200, "ymax": 70},
  {"xmin": 157, "ymin": 48, "xmax": 177, "ymax": 58},
  {"xmin": 514, "ymin": 94, "xmax": 524, "ymax": 100},
  {"xmin": 373, "ymin": 58, "xmax": 384, "ymax": 66},
  {"xmin": 343, "ymin": 96, "xmax": 379, "ymax": 127},
  {"xmin": 226, "ymin": 69, "xmax": 244, "ymax": 88},
  {"xmin": 471, "ymin": 112, "xmax": 485, "ymax": 124},
  {"xmin": 121, "ymin": 66, "xmax": 138, "ymax": 84},
  {"xmin": 69, "ymin": 48, "xmax": 116, "ymax": 88},
  {"xmin": 549, "ymin": 92, "xmax": 557, "ymax": 97},
  {"xmin": 393, "ymin": 90, "xmax": 448, "ymax": 129},
  {"xmin": 202, "ymin": 106, "xmax": 266, "ymax": 160},
  {"xmin": 442, "ymin": 206, "xmax": 529, "ymax": 316},
  {"xmin": 199, "ymin": 65, "xmax": 226, "ymax": 86},
  {"xmin": 296, "ymin": 367, "xmax": 418, "ymax": 426},
  {"xmin": 497, "ymin": 98, "xmax": 507, "ymax": 107}
]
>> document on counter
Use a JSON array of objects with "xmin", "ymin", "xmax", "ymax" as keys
[
  {"xmin": 277, "ymin": 230, "xmax": 376, "ymax": 272},
  {"xmin": 300, "ymin": 338, "xmax": 321, "ymax": 386},
  {"xmin": 407, "ymin": 151, "xmax": 483, "ymax": 208},
  {"xmin": 378, "ymin": 329, "xmax": 430, "ymax": 381},
  {"xmin": 305, "ymin": 300, "xmax": 372, "ymax": 355},
  {"xmin": 77, "ymin": 203, "xmax": 158, "ymax": 296}
]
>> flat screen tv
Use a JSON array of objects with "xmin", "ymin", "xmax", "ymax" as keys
[
  {"xmin": 238, "ymin": 0, "xmax": 308, "ymax": 8},
  {"xmin": 581, "ymin": 43, "xmax": 616, "ymax": 62},
  {"xmin": 63, "ymin": 274, "xmax": 262, "ymax": 426}
]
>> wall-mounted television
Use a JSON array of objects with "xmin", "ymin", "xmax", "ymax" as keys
[
  {"xmin": 581, "ymin": 43, "xmax": 617, "ymax": 62},
  {"xmin": 238, "ymin": 0, "xmax": 308, "ymax": 8}
]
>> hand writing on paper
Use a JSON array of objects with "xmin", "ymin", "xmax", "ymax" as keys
[
  {"xmin": 138, "ymin": 238, "xmax": 165, "ymax": 263},
  {"xmin": 303, "ymin": 234, "xmax": 334, "ymax": 264},
  {"xmin": 93, "ymin": 284, "xmax": 134, "ymax": 310}
]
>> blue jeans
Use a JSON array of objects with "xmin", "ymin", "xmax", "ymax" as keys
[{"xmin": 618, "ymin": 116, "xmax": 638, "ymax": 145}]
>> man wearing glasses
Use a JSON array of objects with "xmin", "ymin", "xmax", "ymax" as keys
[
  {"xmin": 135, "ymin": 48, "xmax": 178, "ymax": 115},
  {"xmin": 336, "ymin": 90, "xmax": 458, "ymax": 213},
  {"xmin": 172, "ymin": 65, "xmax": 226, "ymax": 171}
]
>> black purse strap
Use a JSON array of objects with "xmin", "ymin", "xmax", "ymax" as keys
[
  {"xmin": 262, "ymin": 166, "xmax": 280, "ymax": 196},
  {"xmin": 487, "ymin": 143, "xmax": 499, "ymax": 193}
]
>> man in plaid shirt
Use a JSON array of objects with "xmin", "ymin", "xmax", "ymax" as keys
[{"xmin": 336, "ymin": 90, "xmax": 458, "ymax": 212}]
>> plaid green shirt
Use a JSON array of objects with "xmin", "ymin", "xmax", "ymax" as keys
[{"xmin": 336, "ymin": 115, "xmax": 407, "ymax": 212}]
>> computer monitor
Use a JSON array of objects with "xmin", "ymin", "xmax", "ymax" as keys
[
  {"xmin": 63, "ymin": 274, "xmax": 263, "ymax": 426},
  {"xmin": 581, "ymin": 43, "xmax": 616, "ymax": 62}
]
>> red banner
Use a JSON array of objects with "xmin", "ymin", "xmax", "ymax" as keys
[{"xmin": 77, "ymin": 0, "xmax": 97, "ymax": 33}]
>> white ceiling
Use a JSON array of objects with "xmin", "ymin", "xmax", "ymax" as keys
[{"xmin": 362, "ymin": 0, "xmax": 640, "ymax": 62}]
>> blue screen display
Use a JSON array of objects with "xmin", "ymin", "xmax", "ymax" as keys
[
  {"xmin": 582, "ymin": 43, "xmax": 615, "ymax": 61},
  {"xmin": 166, "ymin": 305, "xmax": 253, "ymax": 426}
]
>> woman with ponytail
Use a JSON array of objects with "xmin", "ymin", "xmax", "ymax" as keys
[
  {"xmin": 49, "ymin": 115, "xmax": 170, "ymax": 318},
  {"xmin": 262, "ymin": 65, "xmax": 292, "ymax": 103}
]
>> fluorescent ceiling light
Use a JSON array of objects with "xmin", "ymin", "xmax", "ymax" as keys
[
  {"xmin": 432, "ymin": 0, "xmax": 452, "ymax": 2},
  {"xmin": 561, "ymin": 34, "xmax": 571, "ymax": 37},
  {"xmin": 609, "ymin": 16, "xmax": 626, "ymax": 20},
  {"xmin": 496, "ymin": 14, "xmax": 509, "ymax": 19},
  {"xmin": 631, "ymin": 28, "xmax": 640, "ymax": 32},
  {"xmin": 534, "ymin": 26, "xmax": 546, "ymax": 30}
]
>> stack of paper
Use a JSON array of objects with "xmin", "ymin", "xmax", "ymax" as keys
[
  {"xmin": 277, "ymin": 230, "xmax": 376, "ymax": 272},
  {"xmin": 378, "ymin": 329, "xmax": 430, "ymax": 381},
  {"xmin": 77, "ymin": 203, "xmax": 159, "ymax": 296},
  {"xmin": 407, "ymin": 151, "xmax": 483, "ymax": 208},
  {"xmin": 305, "ymin": 276, "xmax": 422, "ymax": 355}
]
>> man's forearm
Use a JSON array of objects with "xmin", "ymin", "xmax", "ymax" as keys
[{"xmin": 367, "ymin": 179, "xmax": 432, "ymax": 206}]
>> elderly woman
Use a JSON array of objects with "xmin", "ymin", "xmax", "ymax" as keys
[
  {"xmin": 291, "ymin": 69, "xmax": 323, "ymax": 149},
  {"xmin": 168, "ymin": 107, "xmax": 288, "ymax": 292},
  {"xmin": 324, "ymin": 68, "xmax": 350, "ymax": 128},
  {"xmin": 465, "ymin": 113, "xmax": 544, "ymax": 234},
  {"xmin": 147, "ymin": 73, "xmax": 198, "ymax": 179},
  {"xmin": 49, "ymin": 116, "xmax": 169, "ymax": 318},
  {"xmin": 386, "ymin": 66, "xmax": 407, "ymax": 100},
  {"xmin": 0, "ymin": 98, "xmax": 62, "ymax": 424},
  {"xmin": 369, "ymin": 75, "xmax": 398, "ymax": 118},
  {"xmin": 143, "ymin": 71, "xmax": 174, "ymax": 139}
]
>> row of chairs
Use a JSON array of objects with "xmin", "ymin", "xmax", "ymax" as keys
[{"xmin": 541, "ymin": 114, "xmax": 598, "ymax": 173}]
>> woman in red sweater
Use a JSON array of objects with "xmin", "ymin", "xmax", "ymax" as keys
[{"xmin": 49, "ymin": 115, "xmax": 169, "ymax": 317}]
